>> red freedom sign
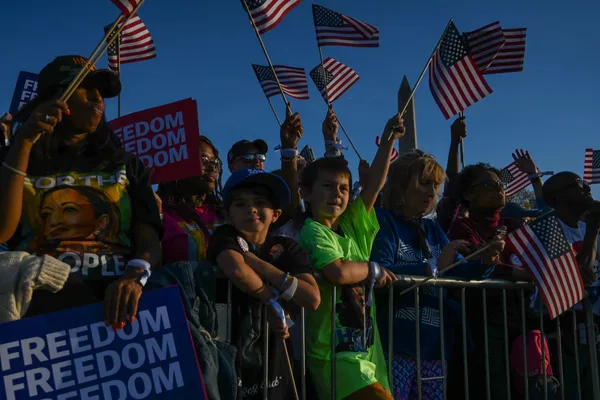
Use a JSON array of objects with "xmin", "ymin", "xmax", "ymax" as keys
[{"xmin": 109, "ymin": 98, "xmax": 201, "ymax": 184}]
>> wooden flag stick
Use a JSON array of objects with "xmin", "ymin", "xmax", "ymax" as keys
[
  {"xmin": 117, "ymin": 37, "xmax": 122, "ymax": 118},
  {"xmin": 459, "ymin": 111, "xmax": 465, "ymax": 169},
  {"xmin": 60, "ymin": 0, "xmax": 146, "ymax": 102},
  {"xmin": 283, "ymin": 339, "xmax": 300, "ymax": 400},
  {"xmin": 388, "ymin": 18, "xmax": 454, "ymax": 140},
  {"xmin": 398, "ymin": 244, "xmax": 492, "ymax": 296},
  {"xmin": 250, "ymin": 63, "xmax": 282, "ymax": 126},
  {"xmin": 316, "ymin": 47, "xmax": 363, "ymax": 160},
  {"xmin": 242, "ymin": 0, "xmax": 292, "ymax": 115}
]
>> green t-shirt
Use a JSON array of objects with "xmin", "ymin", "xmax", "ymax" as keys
[{"xmin": 300, "ymin": 197, "xmax": 390, "ymax": 399}]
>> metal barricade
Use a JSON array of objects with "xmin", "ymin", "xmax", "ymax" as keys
[{"xmin": 216, "ymin": 274, "xmax": 600, "ymax": 400}]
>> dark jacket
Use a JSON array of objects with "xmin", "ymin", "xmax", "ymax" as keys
[{"xmin": 146, "ymin": 261, "xmax": 237, "ymax": 400}]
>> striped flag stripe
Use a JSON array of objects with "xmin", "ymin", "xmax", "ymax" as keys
[
  {"xmin": 484, "ymin": 28, "xmax": 527, "ymax": 74},
  {"xmin": 247, "ymin": 0, "xmax": 300, "ymax": 35},
  {"xmin": 252, "ymin": 64, "xmax": 309, "ymax": 100},
  {"xmin": 464, "ymin": 21, "xmax": 506, "ymax": 72}
]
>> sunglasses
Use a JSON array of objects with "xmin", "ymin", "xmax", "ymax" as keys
[
  {"xmin": 472, "ymin": 180, "xmax": 507, "ymax": 191},
  {"xmin": 238, "ymin": 153, "xmax": 266, "ymax": 162},
  {"xmin": 564, "ymin": 177, "xmax": 590, "ymax": 192},
  {"xmin": 200, "ymin": 156, "xmax": 222, "ymax": 171}
]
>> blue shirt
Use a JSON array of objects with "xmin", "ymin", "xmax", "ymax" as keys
[{"xmin": 371, "ymin": 208, "xmax": 494, "ymax": 360}]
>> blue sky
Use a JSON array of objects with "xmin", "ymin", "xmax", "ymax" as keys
[{"xmin": 2, "ymin": 0, "xmax": 599, "ymax": 196}]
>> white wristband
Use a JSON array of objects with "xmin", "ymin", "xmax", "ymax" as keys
[
  {"xmin": 126, "ymin": 259, "xmax": 152, "ymax": 286},
  {"xmin": 281, "ymin": 148, "xmax": 298, "ymax": 159},
  {"xmin": 280, "ymin": 276, "xmax": 298, "ymax": 301}
]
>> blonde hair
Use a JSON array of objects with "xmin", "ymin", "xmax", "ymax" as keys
[{"xmin": 382, "ymin": 151, "xmax": 446, "ymax": 215}]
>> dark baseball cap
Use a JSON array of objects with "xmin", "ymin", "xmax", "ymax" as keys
[
  {"xmin": 227, "ymin": 139, "xmax": 268, "ymax": 164},
  {"xmin": 222, "ymin": 168, "xmax": 290, "ymax": 210},
  {"xmin": 38, "ymin": 55, "xmax": 121, "ymax": 98}
]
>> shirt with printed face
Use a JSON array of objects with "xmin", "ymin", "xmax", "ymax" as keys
[{"xmin": 7, "ymin": 155, "xmax": 160, "ymax": 287}]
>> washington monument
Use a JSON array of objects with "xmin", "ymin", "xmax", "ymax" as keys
[{"xmin": 397, "ymin": 75, "xmax": 417, "ymax": 154}]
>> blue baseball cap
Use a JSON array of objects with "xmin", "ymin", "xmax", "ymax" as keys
[{"xmin": 222, "ymin": 168, "xmax": 291, "ymax": 210}]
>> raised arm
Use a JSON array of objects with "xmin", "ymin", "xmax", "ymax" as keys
[
  {"xmin": 278, "ymin": 103, "xmax": 303, "ymax": 226},
  {"xmin": 361, "ymin": 113, "xmax": 405, "ymax": 213},
  {"xmin": 0, "ymin": 100, "xmax": 68, "ymax": 243},
  {"xmin": 512, "ymin": 149, "xmax": 544, "ymax": 205}
]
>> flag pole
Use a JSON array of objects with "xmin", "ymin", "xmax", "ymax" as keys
[
  {"xmin": 317, "ymin": 47, "xmax": 363, "ymax": 160},
  {"xmin": 117, "ymin": 35, "xmax": 121, "ymax": 118},
  {"xmin": 241, "ymin": 0, "xmax": 292, "ymax": 114},
  {"xmin": 388, "ymin": 18, "xmax": 454, "ymax": 140},
  {"xmin": 459, "ymin": 111, "xmax": 465, "ymax": 169},
  {"xmin": 60, "ymin": 0, "xmax": 146, "ymax": 103},
  {"xmin": 251, "ymin": 63, "xmax": 282, "ymax": 126}
]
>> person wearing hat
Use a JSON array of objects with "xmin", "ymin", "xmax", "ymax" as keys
[
  {"xmin": 208, "ymin": 168, "xmax": 320, "ymax": 400},
  {"xmin": 0, "ymin": 55, "xmax": 162, "ymax": 329},
  {"xmin": 227, "ymin": 139, "xmax": 269, "ymax": 173}
]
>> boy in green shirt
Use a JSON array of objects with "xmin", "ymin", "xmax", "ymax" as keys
[{"xmin": 299, "ymin": 114, "xmax": 405, "ymax": 400}]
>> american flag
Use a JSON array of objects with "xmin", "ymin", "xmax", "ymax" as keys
[
  {"xmin": 499, "ymin": 161, "xmax": 530, "ymax": 197},
  {"xmin": 484, "ymin": 28, "xmax": 527, "ymax": 74},
  {"xmin": 252, "ymin": 64, "xmax": 309, "ymax": 100},
  {"xmin": 312, "ymin": 4, "xmax": 379, "ymax": 48},
  {"xmin": 309, "ymin": 57, "xmax": 359, "ymax": 103},
  {"xmin": 110, "ymin": 0, "xmax": 139, "ymax": 16},
  {"xmin": 584, "ymin": 148, "xmax": 600, "ymax": 184},
  {"xmin": 429, "ymin": 22, "xmax": 493, "ymax": 119},
  {"xmin": 506, "ymin": 213, "xmax": 584, "ymax": 319},
  {"xmin": 244, "ymin": 0, "xmax": 300, "ymax": 35},
  {"xmin": 104, "ymin": 15, "xmax": 156, "ymax": 72},
  {"xmin": 375, "ymin": 136, "xmax": 399, "ymax": 162},
  {"xmin": 300, "ymin": 145, "xmax": 315, "ymax": 164},
  {"xmin": 464, "ymin": 21, "xmax": 506, "ymax": 72}
]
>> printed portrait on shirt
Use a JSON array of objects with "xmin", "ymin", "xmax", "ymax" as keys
[{"xmin": 21, "ymin": 167, "xmax": 133, "ymax": 280}]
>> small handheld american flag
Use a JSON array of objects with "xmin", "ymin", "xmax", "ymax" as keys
[
  {"xmin": 110, "ymin": 0, "xmax": 139, "ymax": 16},
  {"xmin": 312, "ymin": 4, "xmax": 379, "ymax": 48},
  {"xmin": 252, "ymin": 64, "xmax": 309, "ymax": 100},
  {"xmin": 309, "ymin": 57, "xmax": 359, "ymax": 103},
  {"xmin": 243, "ymin": 0, "xmax": 300, "ymax": 35},
  {"xmin": 104, "ymin": 15, "xmax": 156, "ymax": 72},
  {"xmin": 300, "ymin": 145, "xmax": 315, "ymax": 164},
  {"xmin": 499, "ymin": 161, "xmax": 530, "ymax": 197},
  {"xmin": 464, "ymin": 21, "xmax": 506, "ymax": 73},
  {"xmin": 506, "ymin": 213, "xmax": 584, "ymax": 319},
  {"xmin": 584, "ymin": 149, "xmax": 600, "ymax": 184},
  {"xmin": 429, "ymin": 22, "xmax": 493, "ymax": 119},
  {"xmin": 484, "ymin": 28, "xmax": 527, "ymax": 74}
]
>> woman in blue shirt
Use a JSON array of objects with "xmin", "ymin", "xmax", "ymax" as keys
[{"xmin": 371, "ymin": 150, "xmax": 503, "ymax": 400}]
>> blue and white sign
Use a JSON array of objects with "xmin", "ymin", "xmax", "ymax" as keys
[
  {"xmin": 0, "ymin": 286, "xmax": 207, "ymax": 400},
  {"xmin": 9, "ymin": 72, "xmax": 38, "ymax": 115}
]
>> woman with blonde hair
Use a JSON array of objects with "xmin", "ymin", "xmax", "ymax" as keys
[{"xmin": 370, "ymin": 150, "xmax": 504, "ymax": 400}]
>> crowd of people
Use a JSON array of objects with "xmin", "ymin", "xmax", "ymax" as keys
[{"xmin": 1, "ymin": 54, "xmax": 599, "ymax": 400}]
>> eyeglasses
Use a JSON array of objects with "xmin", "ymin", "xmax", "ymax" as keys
[
  {"xmin": 472, "ymin": 180, "xmax": 507, "ymax": 191},
  {"xmin": 238, "ymin": 153, "xmax": 266, "ymax": 162},
  {"xmin": 200, "ymin": 156, "xmax": 222, "ymax": 171}
]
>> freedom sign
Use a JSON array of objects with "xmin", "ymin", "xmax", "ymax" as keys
[
  {"xmin": 109, "ymin": 99, "xmax": 202, "ymax": 184},
  {"xmin": 9, "ymin": 71, "xmax": 38, "ymax": 115},
  {"xmin": 0, "ymin": 286, "xmax": 207, "ymax": 400}
]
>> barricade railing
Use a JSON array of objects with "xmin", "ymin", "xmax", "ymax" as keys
[{"xmin": 215, "ymin": 274, "xmax": 600, "ymax": 400}]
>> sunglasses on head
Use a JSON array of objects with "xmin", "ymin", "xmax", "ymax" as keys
[{"xmin": 238, "ymin": 153, "xmax": 266, "ymax": 162}]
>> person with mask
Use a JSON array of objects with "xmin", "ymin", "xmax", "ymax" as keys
[{"xmin": 0, "ymin": 55, "xmax": 162, "ymax": 330}]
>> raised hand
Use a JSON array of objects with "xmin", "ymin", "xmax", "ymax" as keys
[
  {"xmin": 451, "ymin": 116, "xmax": 467, "ymax": 144},
  {"xmin": 512, "ymin": 149, "xmax": 537, "ymax": 175},
  {"xmin": 17, "ymin": 100, "xmax": 69, "ymax": 144},
  {"xmin": 322, "ymin": 105, "xmax": 338, "ymax": 141},
  {"xmin": 280, "ymin": 103, "xmax": 303, "ymax": 150},
  {"xmin": 383, "ymin": 113, "xmax": 406, "ymax": 141}
]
